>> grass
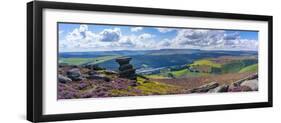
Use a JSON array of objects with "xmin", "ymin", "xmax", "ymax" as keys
[
  {"xmin": 239, "ymin": 64, "xmax": 258, "ymax": 73},
  {"xmin": 110, "ymin": 89, "xmax": 135, "ymax": 96},
  {"xmin": 109, "ymin": 77, "xmax": 181, "ymax": 96},
  {"xmin": 145, "ymin": 68, "xmax": 210, "ymax": 79},
  {"xmin": 145, "ymin": 74, "xmax": 168, "ymax": 79},
  {"xmin": 190, "ymin": 59, "xmax": 221, "ymax": 68},
  {"xmin": 59, "ymin": 55, "xmax": 121, "ymax": 65},
  {"xmin": 135, "ymin": 77, "xmax": 180, "ymax": 95},
  {"xmin": 170, "ymin": 69, "xmax": 209, "ymax": 77}
]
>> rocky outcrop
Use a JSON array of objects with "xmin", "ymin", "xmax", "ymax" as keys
[
  {"xmin": 240, "ymin": 79, "xmax": 258, "ymax": 91},
  {"xmin": 87, "ymin": 74, "xmax": 110, "ymax": 82},
  {"xmin": 228, "ymin": 84, "xmax": 252, "ymax": 92},
  {"xmin": 67, "ymin": 68, "xmax": 83, "ymax": 81},
  {"xmin": 208, "ymin": 84, "xmax": 229, "ymax": 93},
  {"xmin": 185, "ymin": 73, "xmax": 258, "ymax": 93},
  {"xmin": 233, "ymin": 73, "xmax": 258, "ymax": 86},
  {"xmin": 228, "ymin": 73, "xmax": 258, "ymax": 92},
  {"xmin": 116, "ymin": 57, "xmax": 136, "ymax": 80},
  {"xmin": 58, "ymin": 74, "xmax": 72, "ymax": 83},
  {"xmin": 188, "ymin": 82, "xmax": 219, "ymax": 93}
]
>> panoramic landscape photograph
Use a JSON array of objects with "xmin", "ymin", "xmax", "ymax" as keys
[{"xmin": 57, "ymin": 23, "xmax": 259, "ymax": 99}]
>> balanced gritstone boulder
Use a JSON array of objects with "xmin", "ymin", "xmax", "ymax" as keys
[{"xmin": 116, "ymin": 57, "xmax": 136, "ymax": 80}]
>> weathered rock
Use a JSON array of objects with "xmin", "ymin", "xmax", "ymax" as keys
[
  {"xmin": 126, "ymin": 74, "xmax": 137, "ymax": 80},
  {"xmin": 87, "ymin": 74, "xmax": 111, "ymax": 82},
  {"xmin": 208, "ymin": 84, "xmax": 229, "ymax": 93},
  {"xmin": 116, "ymin": 57, "xmax": 132, "ymax": 65},
  {"xmin": 240, "ymin": 79, "xmax": 258, "ymax": 91},
  {"xmin": 67, "ymin": 68, "xmax": 83, "ymax": 81},
  {"xmin": 104, "ymin": 70, "xmax": 118, "ymax": 75},
  {"xmin": 119, "ymin": 64, "xmax": 133, "ymax": 71},
  {"xmin": 58, "ymin": 74, "xmax": 72, "ymax": 83},
  {"xmin": 189, "ymin": 82, "xmax": 219, "ymax": 93},
  {"xmin": 116, "ymin": 57, "xmax": 136, "ymax": 80},
  {"xmin": 119, "ymin": 69, "xmax": 136, "ymax": 76},
  {"xmin": 247, "ymin": 73, "xmax": 258, "ymax": 80},
  {"xmin": 83, "ymin": 64, "xmax": 104, "ymax": 70},
  {"xmin": 228, "ymin": 83, "xmax": 252, "ymax": 92},
  {"xmin": 233, "ymin": 73, "xmax": 259, "ymax": 86}
]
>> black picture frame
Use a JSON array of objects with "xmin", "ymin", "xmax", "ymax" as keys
[{"xmin": 27, "ymin": 1, "xmax": 273, "ymax": 122}]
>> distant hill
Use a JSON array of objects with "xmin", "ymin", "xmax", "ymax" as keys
[
  {"xmin": 59, "ymin": 49, "xmax": 257, "ymax": 58},
  {"xmin": 59, "ymin": 49, "xmax": 258, "ymax": 71}
]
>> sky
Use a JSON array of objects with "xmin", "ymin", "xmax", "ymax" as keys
[{"xmin": 58, "ymin": 23, "xmax": 258, "ymax": 52}]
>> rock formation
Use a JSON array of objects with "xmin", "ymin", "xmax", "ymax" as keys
[
  {"xmin": 208, "ymin": 84, "xmax": 229, "ymax": 93},
  {"xmin": 58, "ymin": 74, "xmax": 72, "ymax": 83},
  {"xmin": 187, "ymin": 82, "xmax": 219, "ymax": 93},
  {"xmin": 67, "ymin": 68, "xmax": 83, "ymax": 81},
  {"xmin": 116, "ymin": 57, "xmax": 136, "ymax": 80}
]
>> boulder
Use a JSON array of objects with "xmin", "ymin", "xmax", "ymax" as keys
[
  {"xmin": 83, "ymin": 64, "xmax": 104, "ymax": 70},
  {"xmin": 67, "ymin": 68, "xmax": 83, "ymax": 81},
  {"xmin": 119, "ymin": 64, "xmax": 133, "ymax": 71},
  {"xmin": 58, "ymin": 74, "xmax": 72, "ymax": 83},
  {"xmin": 116, "ymin": 57, "xmax": 136, "ymax": 80},
  {"xmin": 87, "ymin": 74, "xmax": 111, "ymax": 82},
  {"xmin": 240, "ymin": 79, "xmax": 258, "ymax": 91},
  {"xmin": 247, "ymin": 73, "xmax": 258, "ymax": 80},
  {"xmin": 233, "ymin": 73, "xmax": 259, "ymax": 86},
  {"xmin": 116, "ymin": 57, "xmax": 132, "ymax": 65},
  {"xmin": 119, "ymin": 69, "xmax": 136, "ymax": 76},
  {"xmin": 228, "ymin": 83, "xmax": 252, "ymax": 92},
  {"xmin": 208, "ymin": 84, "xmax": 229, "ymax": 93},
  {"xmin": 190, "ymin": 82, "xmax": 219, "ymax": 93}
]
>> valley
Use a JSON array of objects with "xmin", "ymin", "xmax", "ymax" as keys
[{"xmin": 58, "ymin": 49, "xmax": 258, "ymax": 99}]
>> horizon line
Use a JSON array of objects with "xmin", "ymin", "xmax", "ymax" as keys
[{"xmin": 58, "ymin": 48, "xmax": 258, "ymax": 53}]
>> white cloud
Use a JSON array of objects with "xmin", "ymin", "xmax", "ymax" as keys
[
  {"xmin": 61, "ymin": 25, "xmax": 108, "ymax": 51},
  {"xmin": 170, "ymin": 29, "xmax": 258, "ymax": 51},
  {"xmin": 131, "ymin": 27, "xmax": 143, "ymax": 32},
  {"xmin": 113, "ymin": 33, "xmax": 154, "ymax": 49},
  {"xmin": 156, "ymin": 28, "xmax": 176, "ymax": 33},
  {"xmin": 99, "ymin": 28, "xmax": 122, "ymax": 42},
  {"xmin": 221, "ymin": 39, "xmax": 258, "ymax": 51},
  {"xmin": 60, "ymin": 25, "xmax": 157, "ymax": 51},
  {"xmin": 137, "ymin": 33, "xmax": 153, "ymax": 40},
  {"xmin": 60, "ymin": 24, "xmax": 258, "ymax": 51}
]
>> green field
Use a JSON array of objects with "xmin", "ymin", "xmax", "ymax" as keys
[
  {"xmin": 59, "ymin": 55, "xmax": 122, "ymax": 65},
  {"xmin": 145, "ymin": 57, "xmax": 258, "ymax": 79},
  {"xmin": 145, "ymin": 68, "xmax": 210, "ymax": 79},
  {"xmin": 190, "ymin": 59, "xmax": 221, "ymax": 68},
  {"xmin": 239, "ymin": 64, "xmax": 258, "ymax": 73},
  {"xmin": 169, "ymin": 69, "xmax": 210, "ymax": 77}
]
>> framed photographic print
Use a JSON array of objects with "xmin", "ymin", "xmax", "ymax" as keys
[{"xmin": 27, "ymin": 1, "xmax": 273, "ymax": 122}]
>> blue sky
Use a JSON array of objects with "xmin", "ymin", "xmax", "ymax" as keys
[{"xmin": 58, "ymin": 23, "xmax": 258, "ymax": 52}]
